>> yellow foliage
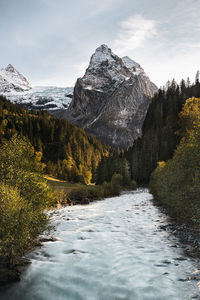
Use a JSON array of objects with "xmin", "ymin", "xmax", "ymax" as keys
[
  {"xmin": 0, "ymin": 136, "xmax": 56, "ymax": 264},
  {"xmin": 178, "ymin": 97, "xmax": 200, "ymax": 137},
  {"xmin": 157, "ymin": 161, "xmax": 166, "ymax": 169},
  {"xmin": 150, "ymin": 97, "xmax": 200, "ymax": 224}
]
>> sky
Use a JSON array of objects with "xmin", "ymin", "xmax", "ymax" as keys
[{"xmin": 0, "ymin": 0, "xmax": 200, "ymax": 88}]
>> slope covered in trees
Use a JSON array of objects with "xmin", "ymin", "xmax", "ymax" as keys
[
  {"xmin": 0, "ymin": 95, "xmax": 109, "ymax": 184},
  {"xmin": 126, "ymin": 76, "xmax": 200, "ymax": 183},
  {"xmin": 150, "ymin": 97, "xmax": 200, "ymax": 225}
]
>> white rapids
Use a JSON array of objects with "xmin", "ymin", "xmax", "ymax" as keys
[{"xmin": 1, "ymin": 189, "xmax": 200, "ymax": 300}]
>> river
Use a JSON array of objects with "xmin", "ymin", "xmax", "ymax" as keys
[{"xmin": 1, "ymin": 189, "xmax": 200, "ymax": 299}]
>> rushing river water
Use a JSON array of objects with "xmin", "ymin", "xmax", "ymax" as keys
[{"xmin": 1, "ymin": 189, "xmax": 200, "ymax": 299}]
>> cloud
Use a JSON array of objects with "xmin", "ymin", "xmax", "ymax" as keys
[
  {"xmin": 88, "ymin": 0, "xmax": 123, "ymax": 17},
  {"xmin": 185, "ymin": 43, "xmax": 200, "ymax": 48},
  {"xmin": 113, "ymin": 15, "xmax": 157, "ymax": 55}
]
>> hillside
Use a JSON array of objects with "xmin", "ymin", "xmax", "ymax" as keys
[
  {"xmin": 126, "ymin": 78, "xmax": 200, "ymax": 183},
  {"xmin": 0, "ymin": 95, "xmax": 109, "ymax": 184}
]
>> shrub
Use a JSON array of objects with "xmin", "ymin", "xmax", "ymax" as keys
[
  {"xmin": 102, "ymin": 181, "xmax": 113, "ymax": 197},
  {"xmin": 0, "ymin": 183, "xmax": 47, "ymax": 265},
  {"xmin": 110, "ymin": 173, "xmax": 123, "ymax": 196},
  {"xmin": 129, "ymin": 180, "xmax": 137, "ymax": 190},
  {"xmin": 68, "ymin": 188, "xmax": 89, "ymax": 204},
  {"xmin": 54, "ymin": 189, "xmax": 69, "ymax": 206},
  {"xmin": 0, "ymin": 135, "xmax": 55, "ymax": 265},
  {"xmin": 87, "ymin": 187, "xmax": 101, "ymax": 201}
]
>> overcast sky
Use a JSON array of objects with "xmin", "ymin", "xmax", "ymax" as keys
[{"xmin": 0, "ymin": 0, "xmax": 200, "ymax": 87}]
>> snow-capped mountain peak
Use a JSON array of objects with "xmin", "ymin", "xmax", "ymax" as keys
[
  {"xmin": 67, "ymin": 44, "xmax": 158, "ymax": 148},
  {"xmin": 86, "ymin": 45, "xmax": 145, "ymax": 77},
  {"xmin": 82, "ymin": 44, "xmax": 133, "ymax": 91},
  {"xmin": 82, "ymin": 45, "xmax": 150, "ymax": 94},
  {"xmin": 0, "ymin": 64, "xmax": 32, "ymax": 92},
  {"xmin": 5, "ymin": 64, "xmax": 18, "ymax": 73},
  {"xmin": 88, "ymin": 44, "xmax": 117, "ymax": 69}
]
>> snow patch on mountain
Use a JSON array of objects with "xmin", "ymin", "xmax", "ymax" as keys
[
  {"xmin": 3, "ymin": 86, "xmax": 73, "ymax": 110},
  {"xmin": 122, "ymin": 56, "xmax": 147, "ymax": 77}
]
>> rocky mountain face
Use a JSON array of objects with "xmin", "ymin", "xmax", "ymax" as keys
[
  {"xmin": 0, "ymin": 64, "xmax": 73, "ymax": 111},
  {"xmin": 66, "ymin": 45, "xmax": 157, "ymax": 148}
]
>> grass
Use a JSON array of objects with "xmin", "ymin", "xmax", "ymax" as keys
[
  {"xmin": 45, "ymin": 174, "xmax": 137, "ymax": 207},
  {"xmin": 44, "ymin": 175, "xmax": 85, "ymax": 193}
]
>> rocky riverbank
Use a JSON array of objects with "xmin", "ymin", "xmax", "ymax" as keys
[{"xmin": 154, "ymin": 201, "xmax": 200, "ymax": 259}]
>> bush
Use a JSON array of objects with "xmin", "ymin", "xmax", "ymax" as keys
[
  {"xmin": 101, "ymin": 181, "xmax": 113, "ymax": 197},
  {"xmin": 0, "ymin": 135, "xmax": 55, "ymax": 266},
  {"xmin": 68, "ymin": 188, "xmax": 89, "ymax": 204},
  {"xmin": 54, "ymin": 189, "xmax": 69, "ymax": 206},
  {"xmin": 129, "ymin": 180, "xmax": 137, "ymax": 190},
  {"xmin": 87, "ymin": 187, "xmax": 102, "ymax": 201},
  {"xmin": 100, "ymin": 174, "xmax": 123, "ymax": 198},
  {"xmin": 65, "ymin": 174, "xmax": 135, "ymax": 207},
  {"xmin": 0, "ymin": 183, "xmax": 48, "ymax": 265},
  {"xmin": 110, "ymin": 173, "xmax": 123, "ymax": 196},
  {"xmin": 0, "ymin": 184, "xmax": 29, "ymax": 264}
]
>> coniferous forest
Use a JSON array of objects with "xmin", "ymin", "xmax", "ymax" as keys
[
  {"xmin": 150, "ymin": 97, "xmax": 200, "ymax": 225},
  {"xmin": 0, "ymin": 95, "xmax": 110, "ymax": 184},
  {"xmin": 126, "ymin": 76, "xmax": 200, "ymax": 183}
]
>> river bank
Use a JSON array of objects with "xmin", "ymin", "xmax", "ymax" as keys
[
  {"xmin": 1, "ymin": 189, "xmax": 200, "ymax": 299},
  {"xmin": 46, "ymin": 173, "xmax": 137, "ymax": 206},
  {"xmin": 152, "ymin": 198, "xmax": 200, "ymax": 259}
]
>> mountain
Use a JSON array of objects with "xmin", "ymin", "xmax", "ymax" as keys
[
  {"xmin": 0, "ymin": 64, "xmax": 73, "ymax": 111},
  {"xmin": 66, "ymin": 44, "xmax": 157, "ymax": 148},
  {"xmin": 0, "ymin": 64, "xmax": 32, "ymax": 93}
]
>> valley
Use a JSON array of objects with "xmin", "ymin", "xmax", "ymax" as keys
[{"xmin": 0, "ymin": 43, "xmax": 200, "ymax": 300}]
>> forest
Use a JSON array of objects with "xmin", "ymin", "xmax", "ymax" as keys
[
  {"xmin": 150, "ymin": 97, "xmax": 200, "ymax": 225},
  {"xmin": 0, "ymin": 95, "xmax": 110, "ymax": 184},
  {"xmin": 126, "ymin": 75, "xmax": 200, "ymax": 183}
]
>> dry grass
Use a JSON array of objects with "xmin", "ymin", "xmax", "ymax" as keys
[{"xmin": 44, "ymin": 175, "xmax": 85, "ymax": 193}]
